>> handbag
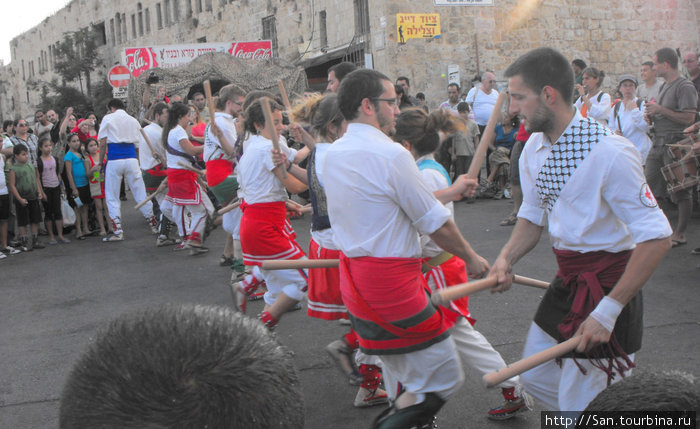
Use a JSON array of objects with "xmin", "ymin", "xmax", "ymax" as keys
[{"xmin": 61, "ymin": 195, "xmax": 76, "ymax": 226}]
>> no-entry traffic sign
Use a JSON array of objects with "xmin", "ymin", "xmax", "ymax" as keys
[{"xmin": 108, "ymin": 65, "xmax": 131, "ymax": 88}]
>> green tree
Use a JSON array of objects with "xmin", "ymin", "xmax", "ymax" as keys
[{"xmin": 54, "ymin": 27, "xmax": 102, "ymax": 98}]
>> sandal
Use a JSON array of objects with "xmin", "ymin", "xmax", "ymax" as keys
[
  {"xmin": 219, "ymin": 254, "xmax": 234, "ymax": 266},
  {"xmin": 500, "ymin": 215, "xmax": 517, "ymax": 226}
]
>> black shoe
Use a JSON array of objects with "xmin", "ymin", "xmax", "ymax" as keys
[{"xmin": 32, "ymin": 236, "xmax": 45, "ymax": 249}]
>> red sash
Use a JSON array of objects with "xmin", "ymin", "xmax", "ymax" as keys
[
  {"xmin": 339, "ymin": 254, "xmax": 449, "ymax": 354},
  {"xmin": 239, "ymin": 200, "xmax": 305, "ymax": 265},
  {"xmin": 165, "ymin": 169, "xmax": 201, "ymax": 205},
  {"xmin": 205, "ymin": 159, "xmax": 233, "ymax": 188},
  {"xmin": 423, "ymin": 255, "xmax": 474, "ymax": 326}
]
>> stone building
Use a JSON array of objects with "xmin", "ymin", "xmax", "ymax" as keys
[{"xmin": 2, "ymin": 0, "xmax": 699, "ymax": 120}]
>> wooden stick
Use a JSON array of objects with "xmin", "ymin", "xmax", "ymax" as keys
[
  {"xmin": 261, "ymin": 259, "xmax": 340, "ymax": 270},
  {"xmin": 262, "ymin": 98, "xmax": 287, "ymax": 179},
  {"xmin": 278, "ymin": 80, "xmax": 292, "ymax": 111},
  {"xmin": 430, "ymin": 274, "xmax": 548, "ymax": 307},
  {"xmin": 217, "ymin": 200, "xmax": 241, "ymax": 215},
  {"xmin": 139, "ymin": 128, "xmax": 159, "ymax": 159},
  {"xmin": 483, "ymin": 336, "xmax": 582, "ymax": 388},
  {"xmin": 134, "ymin": 178, "xmax": 168, "ymax": 210},
  {"xmin": 177, "ymin": 161, "xmax": 205, "ymax": 176},
  {"xmin": 467, "ymin": 91, "xmax": 508, "ymax": 179},
  {"xmin": 203, "ymin": 80, "xmax": 217, "ymax": 124}
]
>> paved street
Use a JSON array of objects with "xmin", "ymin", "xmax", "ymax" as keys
[{"xmin": 1, "ymin": 194, "xmax": 698, "ymax": 428}]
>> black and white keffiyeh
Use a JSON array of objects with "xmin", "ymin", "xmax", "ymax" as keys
[{"xmin": 536, "ymin": 118, "xmax": 612, "ymax": 211}]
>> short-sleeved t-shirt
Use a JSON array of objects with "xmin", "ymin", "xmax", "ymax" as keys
[
  {"xmin": 166, "ymin": 125, "xmax": 191, "ymax": 169},
  {"xmin": 64, "ymin": 151, "xmax": 88, "ymax": 187},
  {"xmin": 11, "ymin": 162, "xmax": 38, "ymax": 199},
  {"xmin": 454, "ymin": 120, "xmax": 480, "ymax": 156},
  {"xmin": 653, "ymin": 77, "xmax": 698, "ymax": 137}
]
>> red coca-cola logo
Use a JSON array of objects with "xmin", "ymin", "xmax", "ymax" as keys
[
  {"xmin": 124, "ymin": 48, "xmax": 159, "ymax": 77},
  {"xmin": 228, "ymin": 41, "xmax": 273, "ymax": 60}
]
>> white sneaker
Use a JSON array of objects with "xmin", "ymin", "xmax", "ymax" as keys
[
  {"xmin": 0, "ymin": 253, "xmax": 6, "ymax": 259},
  {"xmin": 1, "ymin": 246, "xmax": 20, "ymax": 255}
]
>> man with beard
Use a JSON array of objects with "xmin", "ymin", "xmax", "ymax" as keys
[
  {"xmin": 490, "ymin": 47, "xmax": 672, "ymax": 412},
  {"xmin": 323, "ymin": 68, "xmax": 489, "ymax": 428}
]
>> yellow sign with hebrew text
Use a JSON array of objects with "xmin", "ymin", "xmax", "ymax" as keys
[{"xmin": 396, "ymin": 13, "xmax": 441, "ymax": 43}]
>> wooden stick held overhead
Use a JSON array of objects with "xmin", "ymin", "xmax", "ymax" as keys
[
  {"xmin": 483, "ymin": 336, "xmax": 582, "ymax": 388},
  {"xmin": 261, "ymin": 97, "xmax": 288, "ymax": 179},
  {"xmin": 134, "ymin": 178, "xmax": 168, "ymax": 210},
  {"xmin": 467, "ymin": 91, "xmax": 508, "ymax": 179},
  {"xmin": 203, "ymin": 80, "xmax": 217, "ymax": 124},
  {"xmin": 278, "ymin": 80, "xmax": 292, "ymax": 111}
]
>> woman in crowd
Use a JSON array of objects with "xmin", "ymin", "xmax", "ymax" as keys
[{"xmin": 574, "ymin": 67, "xmax": 612, "ymax": 125}]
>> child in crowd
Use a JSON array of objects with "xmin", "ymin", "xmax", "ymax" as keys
[
  {"xmin": 85, "ymin": 138, "xmax": 109, "ymax": 236},
  {"xmin": 8, "ymin": 144, "xmax": 45, "ymax": 251},
  {"xmin": 38, "ymin": 137, "xmax": 70, "ymax": 244},
  {"xmin": 64, "ymin": 133, "xmax": 92, "ymax": 239},
  {"xmin": 0, "ymin": 152, "xmax": 20, "ymax": 258}
]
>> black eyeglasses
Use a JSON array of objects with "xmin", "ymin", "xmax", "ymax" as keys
[
  {"xmin": 371, "ymin": 97, "xmax": 398, "ymax": 106},
  {"xmin": 17, "ymin": 123, "xmax": 27, "ymax": 127}
]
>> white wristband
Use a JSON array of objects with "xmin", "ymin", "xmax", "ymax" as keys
[{"xmin": 589, "ymin": 296, "xmax": 624, "ymax": 333}]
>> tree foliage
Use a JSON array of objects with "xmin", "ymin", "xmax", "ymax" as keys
[{"xmin": 53, "ymin": 27, "xmax": 102, "ymax": 97}]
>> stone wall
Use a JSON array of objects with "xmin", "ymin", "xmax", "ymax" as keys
[{"xmin": 2, "ymin": 0, "xmax": 698, "ymax": 119}]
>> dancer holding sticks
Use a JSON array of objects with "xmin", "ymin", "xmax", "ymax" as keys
[{"xmin": 489, "ymin": 47, "xmax": 672, "ymax": 412}]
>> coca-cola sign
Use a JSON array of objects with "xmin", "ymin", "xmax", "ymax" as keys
[{"xmin": 121, "ymin": 41, "xmax": 273, "ymax": 78}]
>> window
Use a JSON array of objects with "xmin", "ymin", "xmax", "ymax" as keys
[
  {"xmin": 138, "ymin": 4, "xmax": 144, "ymax": 36},
  {"xmin": 122, "ymin": 13, "xmax": 127, "ymax": 41},
  {"xmin": 94, "ymin": 22, "xmax": 107, "ymax": 46},
  {"xmin": 173, "ymin": 0, "xmax": 180, "ymax": 21},
  {"xmin": 165, "ymin": 0, "xmax": 171, "ymax": 26},
  {"xmin": 262, "ymin": 15, "xmax": 278, "ymax": 57},
  {"xmin": 110, "ymin": 18, "xmax": 116, "ymax": 45},
  {"xmin": 21, "ymin": 60, "xmax": 25, "ymax": 80},
  {"xmin": 186, "ymin": 0, "xmax": 192, "ymax": 17},
  {"xmin": 115, "ymin": 14, "xmax": 122, "ymax": 44},
  {"xmin": 353, "ymin": 0, "xmax": 370, "ymax": 35},
  {"xmin": 205, "ymin": 0, "xmax": 212, "ymax": 12},
  {"xmin": 145, "ymin": 8, "xmax": 151, "ymax": 33},
  {"xmin": 319, "ymin": 10, "xmax": 327, "ymax": 49},
  {"xmin": 196, "ymin": 0, "xmax": 202, "ymax": 13},
  {"xmin": 131, "ymin": 14, "xmax": 137, "ymax": 38},
  {"xmin": 156, "ymin": 3, "xmax": 163, "ymax": 29}
]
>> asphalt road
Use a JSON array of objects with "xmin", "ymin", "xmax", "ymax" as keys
[{"xmin": 1, "ymin": 195, "xmax": 698, "ymax": 428}]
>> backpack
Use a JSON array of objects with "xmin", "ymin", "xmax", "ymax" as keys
[{"xmin": 613, "ymin": 99, "xmax": 643, "ymax": 132}]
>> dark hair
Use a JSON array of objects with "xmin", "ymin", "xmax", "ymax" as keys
[
  {"xmin": 328, "ymin": 61, "xmax": 357, "ymax": 82},
  {"xmin": 59, "ymin": 304, "xmax": 304, "ymax": 429},
  {"xmin": 84, "ymin": 137, "xmax": 98, "ymax": 152},
  {"xmin": 396, "ymin": 76, "xmax": 410, "ymax": 86},
  {"xmin": 448, "ymin": 82, "xmax": 460, "ymax": 91},
  {"xmin": 457, "ymin": 101, "xmax": 470, "ymax": 113},
  {"xmin": 243, "ymin": 98, "xmax": 284, "ymax": 135},
  {"xmin": 192, "ymin": 91, "xmax": 204, "ymax": 99},
  {"xmin": 152, "ymin": 102, "xmax": 169, "ymax": 118},
  {"xmin": 571, "ymin": 59, "xmax": 587, "ymax": 70},
  {"xmin": 642, "ymin": 61, "xmax": 654, "ymax": 68},
  {"xmin": 242, "ymin": 90, "xmax": 275, "ymax": 112},
  {"xmin": 311, "ymin": 94, "xmax": 344, "ymax": 141},
  {"xmin": 505, "ymin": 47, "xmax": 575, "ymax": 104},
  {"xmin": 395, "ymin": 84, "xmax": 405, "ymax": 98},
  {"xmin": 107, "ymin": 98, "xmax": 125, "ymax": 111},
  {"xmin": 38, "ymin": 136, "xmax": 52, "ymax": 146},
  {"xmin": 337, "ymin": 69, "xmax": 390, "ymax": 121},
  {"xmin": 582, "ymin": 67, "xmax": 605, "ymax": 87},
  {"xmin": 13, "ymin": 118, "xmax": 26, "ymax": 127},
  {"xmin": 217, "ymin": 83, "xmax": 246, "ymax": 110},
  {"xmin": 13, "ymin": 143, "xmax": 28, "ymax": 156},
  {"xmin": 161, "ymin": 102, "xmax": 190, "ymax": 150},
  {"xmin": 35, "ymin": 110, "xmax": 44, "ymax": 117},
  {"xmin": 415, "ymin": 92, "xmax": 425, "ymax": 101},
  {"xmin": 393, "ymin": 108, "xmax": 463, "ymax": 157},
  {"xmin": 655, "ymin": 47, "xmax": 679, "ymax": 69},
  {"xmin": 3, "ymin": 120, "xmax": 13, "ymax": 132}
]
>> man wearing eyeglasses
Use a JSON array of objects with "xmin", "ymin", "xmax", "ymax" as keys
[
  {"xmin": 323, "ymin": 69, "xmax": 488, "ymax": 428},
  {"xmin": 466, "ymin": 72, "xmax": 500, "ymax": 136}
]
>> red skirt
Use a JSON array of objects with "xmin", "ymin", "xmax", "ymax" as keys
[
  {"xmin": 239, "ymin": 200, "xmax": 305, "ymax": 266},
  {"xmin": 340, "ymin": 254, "xmax": 450, "ymax": 355},
  {"xmin": 423, "ymin": 255, "xmax": 475, "ymax": 326},
  {"xmin": 165, "ymin": 169, "xmax": 201, "ymax": 205},
  {"xmin": 307, "ymin": 238, "xmax": 347, "ymax": 320}
]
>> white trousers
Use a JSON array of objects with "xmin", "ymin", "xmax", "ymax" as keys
[
  {"xmin": 379, "ymin": 336, "xmax": 464, "ymax": 401},
  {"xmin": 260, "ymin": 263, "xmax": 307, "ymax": 305},
  {"xmin": 222, "ymin": 206, "xmax": 242, "ymax": 239},
  {"xmin": 520, "ymin": 322, "xmax": 634, "ymax": 412},
  {"xmin": 450, "ymin": 317, "xmax": 519, "ymax": 388},
  {"xmin": 105, "ymin": 158, "xmax": 153, "ymax": 227},
  {"xmin": 160, "ymin": 199, "xmax": 208, "ymax": 239}
]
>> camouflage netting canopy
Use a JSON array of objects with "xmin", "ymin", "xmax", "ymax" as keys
[{"xmin": 125, "ymin": 52, "xmax": 308, "ymax": 116}]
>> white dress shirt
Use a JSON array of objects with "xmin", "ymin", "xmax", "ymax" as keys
[
  {"xmin": 323, "ymin": 123, "xmax": 450, "ymax": 258},
  {"xmin": 608, "ymin": 99, "xmax": 651, "ymax": 163},
  {"xmin": 310, "ymin": 142, "xmax": 338, "ymax": 250},
  {"xmin": 97, "ymin": 109, "xmax": 142, "ymax": 144},
  {"xmin": 237, "ymin": 134, "xmax": 297, "ymax": 204},
  {"xmin": 139, "ymin": 122, "xmax": 165, "ymax": 170},
  {"xmin": 518, "ymin": 110, "xmax": 671, "ymax": 253}
]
